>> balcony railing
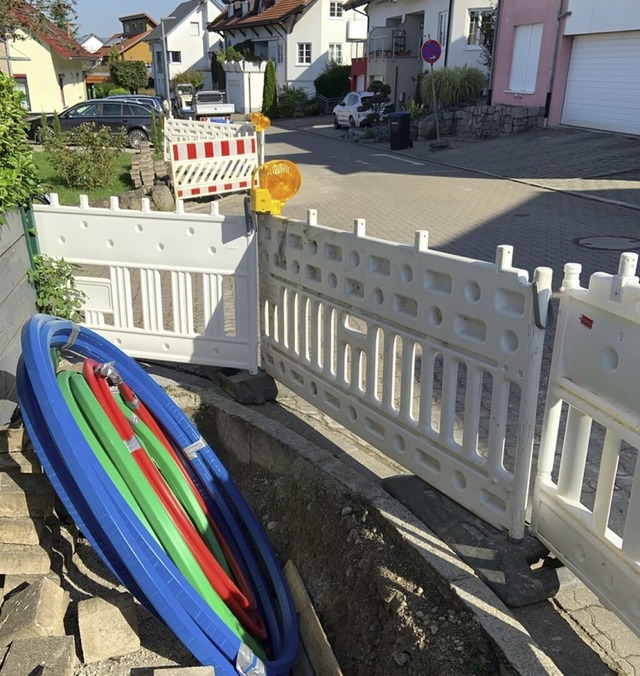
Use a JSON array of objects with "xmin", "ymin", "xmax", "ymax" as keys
[{"xmin": 367, "ymin": 31, "xmax": 422, "ymax": 60}]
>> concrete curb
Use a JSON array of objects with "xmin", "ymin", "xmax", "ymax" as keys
[{"xmin": 152, "ymin": 366, "xmax": 562, "ymax": 676}]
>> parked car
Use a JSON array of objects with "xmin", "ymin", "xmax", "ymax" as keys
[
  {"xmin": 107, "ymin": 94, "xmax": 164, "ymax": 114},
  {"xmin": 333, "ymin": 91, "xmax": 393, "ymax": 129},
  {"xmin": 27, "ymin": 98, "xmax": 159, "ymax": 148}
]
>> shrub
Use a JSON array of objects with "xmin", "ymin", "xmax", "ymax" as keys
[
  {"xmin": 277, "ymin": 86, "xmax": 308, "ymax": 119},
  {"xmin": 419, "ymin": 66, "xmax": 486, "ymax": 110},
  {"xmin": 0, "ymin": 73, "xmax": 39, "ymax": 221},
  {"xmin": 109, "ymin": 60, "xmax": 148, "ymax": 94},
  {"xmin": 262, "ymin": 58, "xmax": 278, "ymax": 119},
  {"xmin": 150, "ymin": 109, "xmax": 163, "ymax": 156},
  {"xmin": 365, "ymin": 80, "xmax": 392, "ymax": 126},
  {"xmin": 42, "ymin": 123, "xmax": 126, "ymax": 190},
  {"xmin": 94, "ymin": 82, "xmax": 118, "ymax": 98},
  {"xmin": 401, "ymin": 98, "xmax": 426, "ymax": 119},
  {"xmin": 171, "ymin": 69, "xmax": 204, "ymax": 91},
  {"xmin": 314, "ymin": 62, "xmax": 350, "ymax": 98},
  {"xmin": 108, "ymin": 87, "xmax": 130, "ymax": 96},
  {"xmin": 27, "ymin": 254, "xmax": 86, "ymax": 321}
]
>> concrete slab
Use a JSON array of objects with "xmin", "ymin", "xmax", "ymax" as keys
[
  {"xmin": 0, "ymin": 635, "xmax": 76, "ymax": 676},
  {"xmin": 0, "ymin": 473, "xmax": 54, "ymax": 518},
  {"xmin": 77, "ymin": 596, "xmax": 140, "ymax": 663}
]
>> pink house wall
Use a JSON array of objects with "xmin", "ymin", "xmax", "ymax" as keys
[{"xmin": 491, "ymin": 0, "xmax": 572, "ymax": 126}]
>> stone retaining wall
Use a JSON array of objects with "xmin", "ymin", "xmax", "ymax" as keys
[{"xmin": 417, "ymin": 104, "xmax": 545, "ymax": 141}]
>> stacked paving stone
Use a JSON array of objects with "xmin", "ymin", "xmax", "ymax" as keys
[
  {"xmin": 0, "ymin": 424, "xmax": 210, "ymax": 675},
  {"xmin": 130, "ymin": 142, "xmax": 169, "ymax": 191}
]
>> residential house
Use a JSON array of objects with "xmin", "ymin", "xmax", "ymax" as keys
[
  {"xmin": 86, "ymin": 13, "xmax": 158, "ymax": 94},
  {"xmin": 78, "ymin": 33, "xmax": 106, "ymax": 54},
  {"xmin": 343, "ymin": 0, "xmax": 495, "ymax": 107},
  {"xmin": 145, "ymin": 0, "xmax": 226, "ymax": 101},
  {"xmin": 207, "ymin": 0, "xmax": 368, "ymax": 94},
  {"xmin": 0, "ymin": 0, "xmax": 93, "ymax": 112},
  {"xmin": 491, "ymin": 0, "xmax": 640, "ymax": 135}
]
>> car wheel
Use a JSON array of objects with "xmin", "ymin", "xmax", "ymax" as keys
[
  {"xmin": 333, "ymin": 115, "xmax": 341, "ymax": 129},
  {"xmin": 127, "ymin": 128, "xmax": 148, "ymax": 149},
  {"xmin": 349, "ymin": 116, "xmax": 356, "ymax": 128}
]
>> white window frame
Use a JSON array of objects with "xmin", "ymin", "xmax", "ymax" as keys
[
  {"xmin": 277, "ymin": 43, "xmax": 284, "ymax": 64},
  {"xmin": 13, "ymin": 76, "xmax": 30, "ymax": 110},
  {"xmin": 328, "ymin": 43, "xmax": 342, "ymax": 63},
  {"xmin": 438, "ymin": 11, "xmax": 448, "ymax": 47},
  {"xmin": 329, "ymin": 2, "xmax": 343, "ymax": 18},
  {"xmin": 297, "ymin": 42, "xmax": 311, "ymax": 65},
  {"xmin": 467, "ymin": 8, "xmax": 492, "ymax": 48},
  {"xmin": 190, "ymin": 21, "xmax": 200, "ymax": 36},
  {"xmin": 508, "ymin": 23, "xmax": 543, "ymax": 94}
]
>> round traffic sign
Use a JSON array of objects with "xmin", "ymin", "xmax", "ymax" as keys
[{"xmin": 421, "ymin": 39, "xmax": 442, "ymax": 64}]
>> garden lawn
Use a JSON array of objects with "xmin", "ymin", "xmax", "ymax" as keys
[{"xmin": 32, "ymin": 150, "xmax": 133, "ymax": 205}]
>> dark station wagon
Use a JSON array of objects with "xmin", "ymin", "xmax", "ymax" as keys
[{"xmin": 28, "ymin": 98, "xmax": 160, "ymax": 148}]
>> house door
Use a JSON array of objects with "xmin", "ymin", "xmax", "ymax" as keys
[{"xmin": 561, "ymin": 31, "xmax": 640, "ymax": 135}]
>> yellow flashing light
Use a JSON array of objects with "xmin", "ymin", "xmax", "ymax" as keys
[
  {"xmin": 251, "ymin": 160, "xmax": 301, "ymax": 215},
  {"xmin": 250, "ymin": 112, "xmax": 271, "ymax": 132}
]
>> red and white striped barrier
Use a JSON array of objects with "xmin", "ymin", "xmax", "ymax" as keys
[{"xmin": 169, "ymin": 134, "xmax": 258, "ymax": 201}]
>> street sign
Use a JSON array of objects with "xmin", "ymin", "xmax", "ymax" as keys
[{"xmin": 421, "ymin": 39, "xmax": 442, "ymax": 64}]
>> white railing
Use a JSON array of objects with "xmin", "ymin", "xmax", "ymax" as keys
[
  {"xmin": 258, "ymin": 210, "xmax": 552, "ymax": 539},
  {"xmin": 532, "ymin": 253, "xmax": 640, "ymax": 636},
  {"xmin": 33, "ymin": 195, "xmax": 259, "ymax": 373}
]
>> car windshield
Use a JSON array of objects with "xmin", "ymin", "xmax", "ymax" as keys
[{"xmin": 197, "ymin": 92, "xmax": 225, "ymax": 103}]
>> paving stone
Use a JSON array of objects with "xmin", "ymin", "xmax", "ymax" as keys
[
  {"xmin": 153, "ymin": 668, "xmax": 215, "ymax": 675},
  {"xmin": 2, "ymin": 572, "xmax": 59, "ymax": 597},
  {"xmin": 78, "ymin": 596, "xmax": 140, "ymax": 663},
  {"xmin": 0, "ymin": 473, "xmax": 54, "ymax": 518},
  {"xmin": 0, "ymin": 635, "xmax": 75, "ymax": 676},
  {"xmin": 0, "ymin": 516, "xmax": 43, "ymax": 545},
  {"xmin": 0, "ymin": 576, "xmax": 69, "ymax": 647},
  {"xmin": 0, "ymin": 543, "xmax": 51, "ymax": 575}
]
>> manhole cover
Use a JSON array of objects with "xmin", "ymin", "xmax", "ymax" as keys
[{"xmin": 574, "ymin": 236, "xmax": 640, "ymax": 251}]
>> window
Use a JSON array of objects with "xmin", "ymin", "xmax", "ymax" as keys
[
  {"xmin": 328, "ymin": 43, "xmax": 342, "ymax": 63},
  {"xmin": 297, "ymin": 43, "xmax": 311, "ymax": 64},
  {"xmin": 329, "ymin": 2, "xmax": 342, "ymax": 18},
  {"xmin": 438, "ymin": 11, "xmax": 448, "ymax": 47},
  {"xmin": 67, "ymin": 103, "xmax": 99, "ymax": 118},
  {"xmin": 509, "ymin": 23, "xmax": 543, "ymax": 93},
  {"xmin": 277, "ymin": 43, "xmax": 284, "ymax": 64},
  {"xmin": 169, "ymin": 51, "xmax": 182, "ymax": 63},
  {"xmin": 467, "ymin": 8, "xmax": 492, "ymax": 47},
  {"xmin": 13, "ymin": 76, "xmax": 30, "ymax": 110},
  {"xmin": 190, "ymin": 21, "xmax": 200, "ymax": 36}
]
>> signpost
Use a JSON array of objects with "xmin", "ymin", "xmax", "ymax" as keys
[{"xmin": 420, "ymin": 38, "xmax": 444, "ymax": 145}]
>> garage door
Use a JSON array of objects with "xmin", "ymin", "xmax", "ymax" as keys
[{"xmin": 562, "ymin": 31, "xmax": 640, "ymax": 135}]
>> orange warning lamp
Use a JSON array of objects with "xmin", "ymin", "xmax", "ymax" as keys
[
  {"xmin": 251, "ymin": 160, "xmax": 301, "ymax": 215},
  {"xmin": 250, "ymin": 112, "xmax": 271, "ymax": 132}
]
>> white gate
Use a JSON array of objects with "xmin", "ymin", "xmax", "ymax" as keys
[
  {"xmin": 258, "ymin": 210, "xmax": 552, "ymax": 539},
  {"xmin": 33, "ymin": 195, "xmax": 259, "ymax": 373},
  {"xmin": 532, "ymin": 253, "xmax": 640, "ymax": 635}
]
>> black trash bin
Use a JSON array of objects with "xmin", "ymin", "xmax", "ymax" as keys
[{"xmin": 388, "ymin": 111, "xmax": 412, "ymax": 150}]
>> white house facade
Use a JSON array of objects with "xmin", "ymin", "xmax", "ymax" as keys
[
  {"xmin": 146, "ymin": 0, "xmax": 226, "ymax": 100},
  {"xmin": 209, "ymin": 0, "xmax": 367, "ymax": 94}
]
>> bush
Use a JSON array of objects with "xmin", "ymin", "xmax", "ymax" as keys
[
  {"xmin": 0, "ymin": 73, "xmax": 39, "ymax": 221},
  {"xmin": 109, "ymin": 60, "xmax": 148, "ymax": 94},
  {"xmin": 314, "ymin": 62, "xmax": 350, "ymax": 98},
  {"xmin": 108, "ymin": 87, "xmax": 130, "ymax": 96},
  {"xmin": 42, "ymin": 123, "xmax": 126, "ymax": 190},
  {"xmin": 150, "ymin": 109, "xmax": 163, "ymax": 156},
  {"xmin": 94, "ymin": 82, "xmax": 118, "ymax": 98},
  {"xmin": 419, "ymin": 66, "xmax": 486, "ymax": 110},
  {"xmin": 401, "ymin": 98, "xmax": 426, "ymax": 119},
  {"xmin": 171, "ymin": 69, "xmax": 204, "ymax": 91},
  {"xmin": 277, "ymin": 86, "xmax": 308, "ymax": 119},
  {"xmin": 27, "ymin": 255, "xmax": 86, "ymax": 321}
]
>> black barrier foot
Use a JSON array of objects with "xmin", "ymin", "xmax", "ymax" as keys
[{"xmin": 199, "ymin": 366, "xmax": 278, "ymax": 405}]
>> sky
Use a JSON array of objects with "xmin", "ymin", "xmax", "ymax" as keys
[{"xmin": 73, "ymin": 0, "xmax": 183, "ymax": 38}]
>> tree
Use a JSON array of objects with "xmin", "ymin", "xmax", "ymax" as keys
[
  {"xmin": 0, "ymin": 0, "xmax": 26, "ymax": 40},
  {"xmin": 479, "ymin": 5, "xmax": 497, "ymax": 70},
  {"xmin": 314, "ymin": 62, "xmax": 351, "ymax": 99},
  {"xmin": 35, "ymin": 0, "xmax": 77, "ymax": 33},
  {"xmin": 109, "ymin": 60, "xmax": 148, "ymax": 94},
  {"xmin": 171, "ymin": 69, "xmax": 204, "ymax": 91},
  {"xmin": 262, "ymin": 58, "xmax": 278, "ymax": 119},
  {"xmin": 366, "ymin": 80, "xmax": 391, "ymax": 126}
]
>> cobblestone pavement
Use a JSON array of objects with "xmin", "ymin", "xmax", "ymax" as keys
[{"xmin": 186, "ymin": 118, "xmax": 640, "ymax": 674}]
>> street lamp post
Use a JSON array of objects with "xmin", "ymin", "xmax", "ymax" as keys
[{"xmin": 160, "ymin": 16, "xmax": 175, "ymax": 117}]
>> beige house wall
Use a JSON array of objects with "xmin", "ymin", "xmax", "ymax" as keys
[{"xmin": 1, "ymin": 30, "xmax": 88, "ymax": 112}]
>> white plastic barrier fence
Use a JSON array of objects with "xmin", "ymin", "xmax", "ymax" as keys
[
  {"xmin": 170, "ymin": 135, "xmax": 258, "ymax": 202},
  {"xmin": 258, "ymin": 210, "xmax": 552, "ymax": 538},
  {"xmin": 532, "ymin": 253, "xmax": 640, "ymax": 635},
  {"xmin": 163, "ymin": 118, "xmax": 254, "ymax": 161},
  {"xmin": 33, "ymin": 194, "xmax": 259, "ymax": 373}
]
